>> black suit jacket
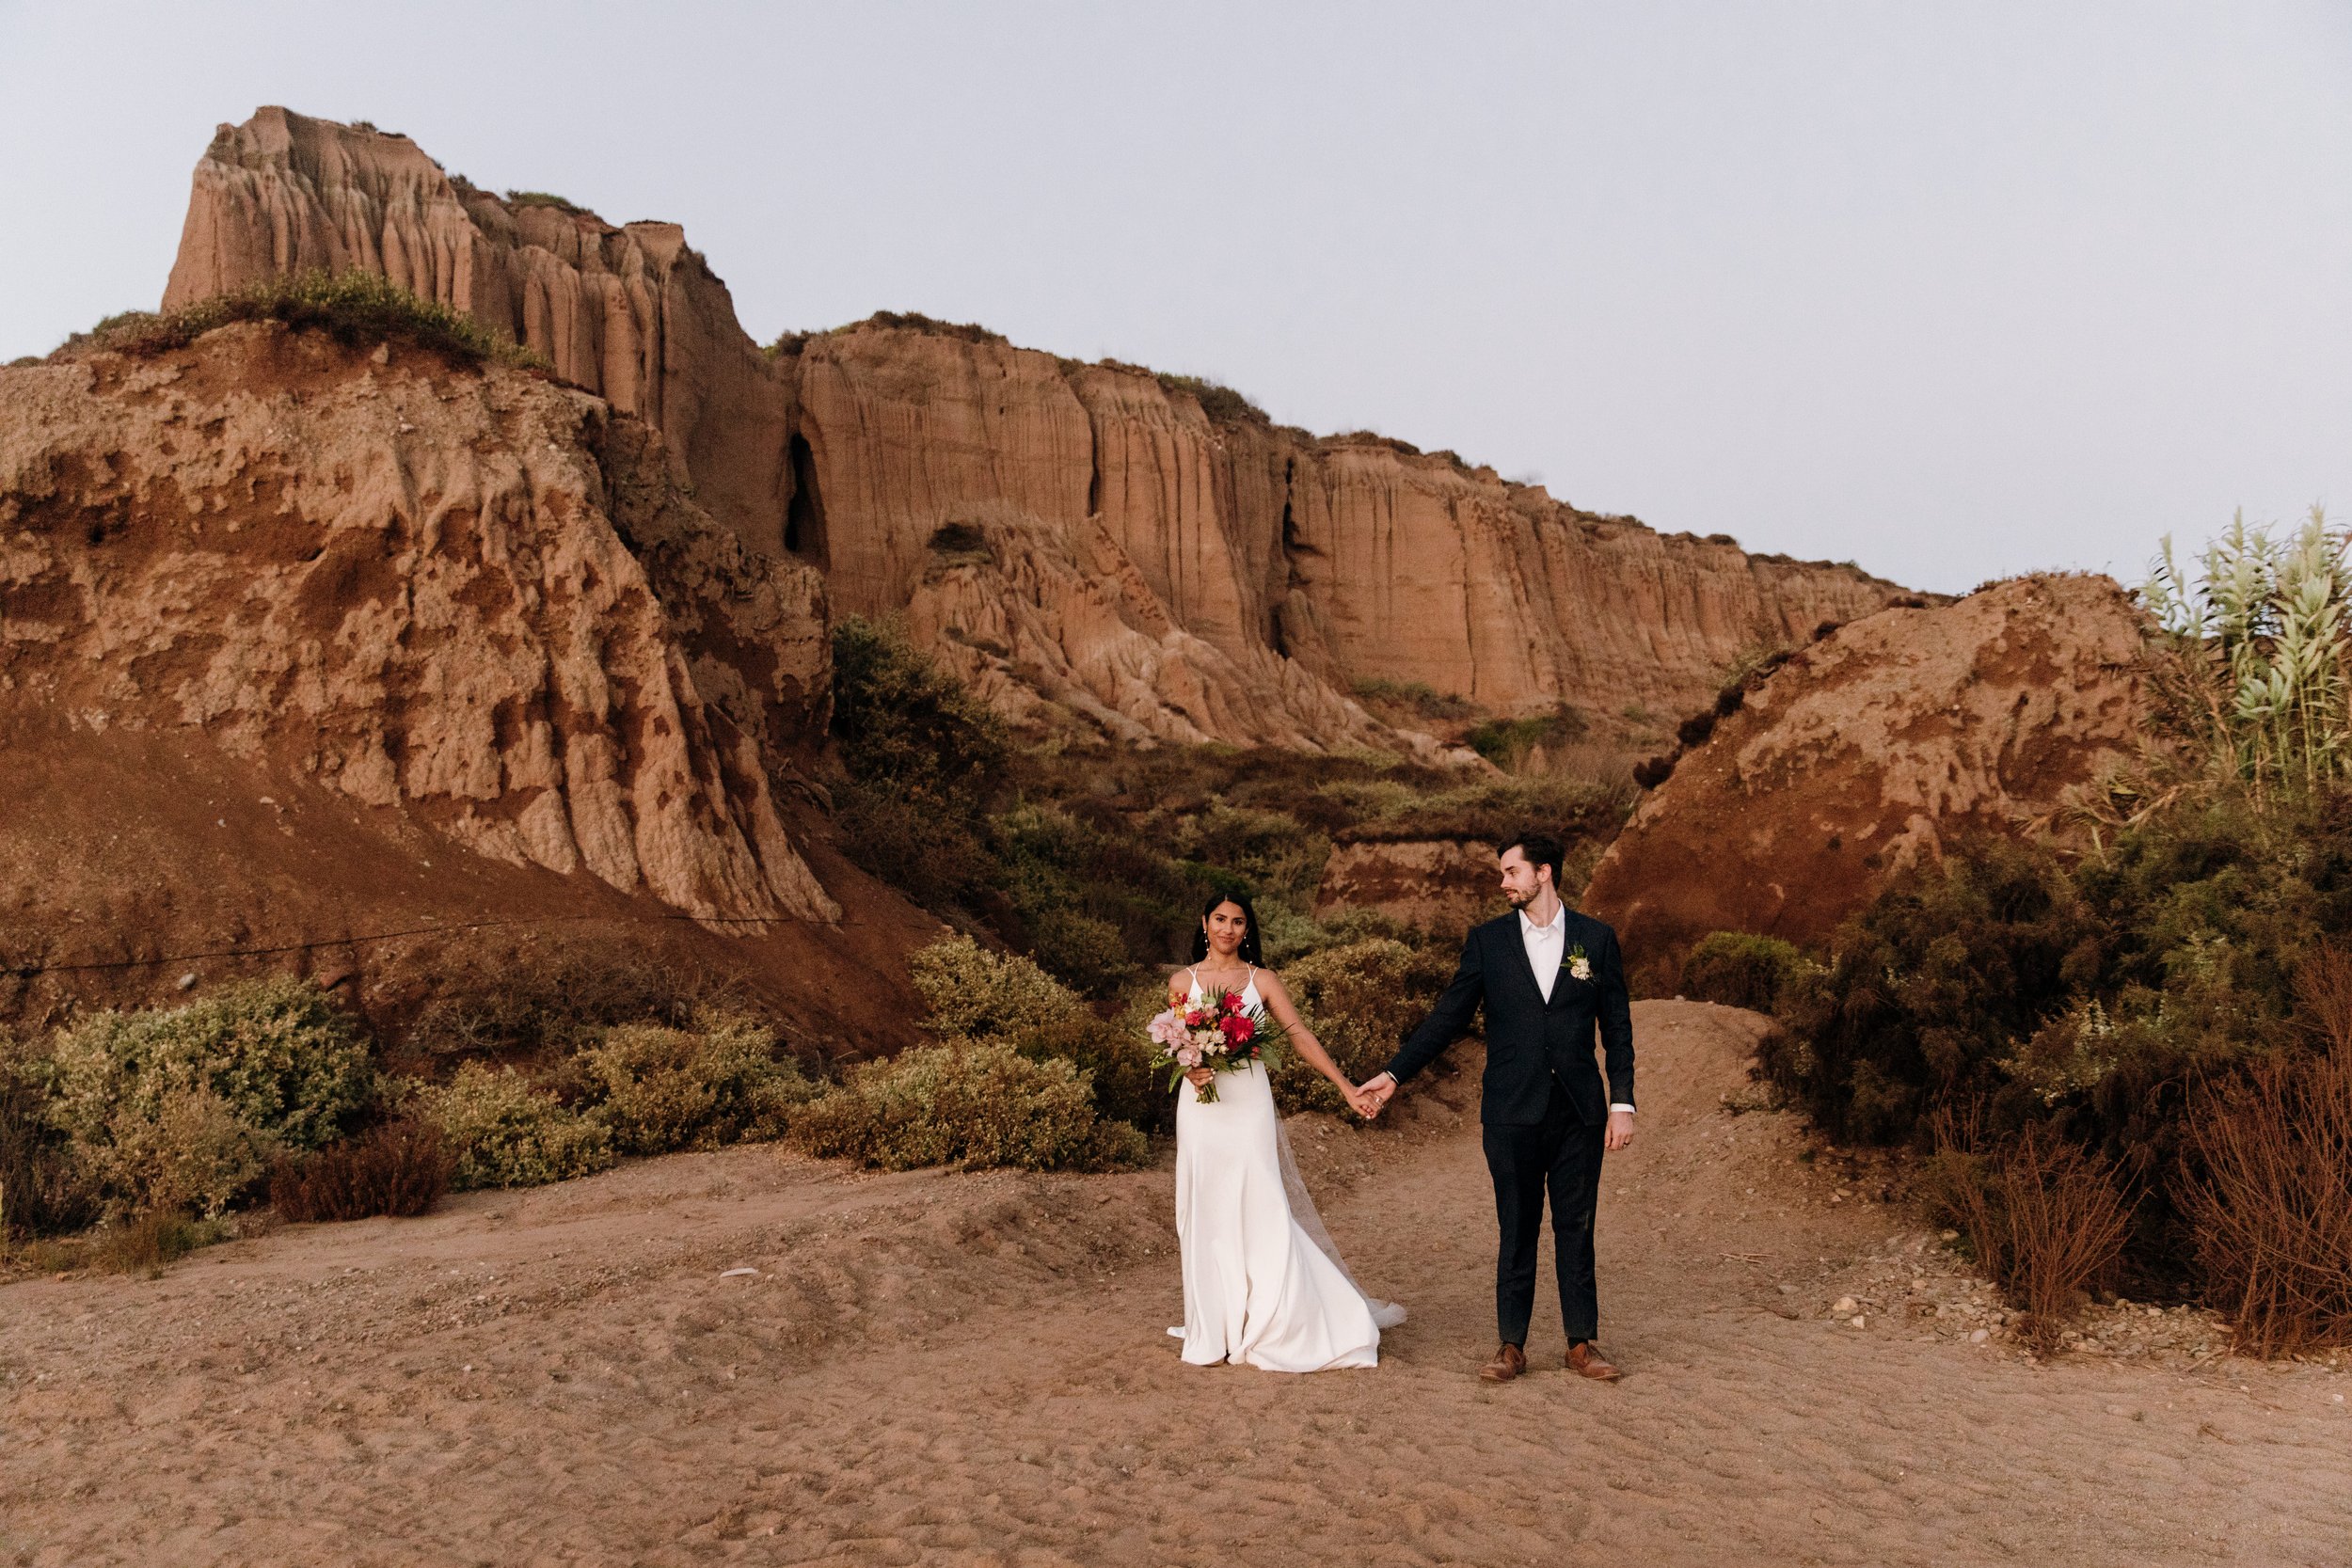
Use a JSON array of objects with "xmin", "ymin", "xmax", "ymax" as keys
[{"xmin": 1383, "ymin": 909, "xmax": 1635, "ymax": 1127}]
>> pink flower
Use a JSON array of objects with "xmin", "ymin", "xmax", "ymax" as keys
[
  {"xmin": 1147, "ymin": 1011, "xmax": 1189, "ymax": 1049},
  {"xmin": 1175, "ymin": 1045, "xmax": 1203, "ymax": 1069}
]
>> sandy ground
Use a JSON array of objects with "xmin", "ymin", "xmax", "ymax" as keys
[{"xmin": 4, "ymin": 1000, "xmax": 2347, "ymax": 1567}]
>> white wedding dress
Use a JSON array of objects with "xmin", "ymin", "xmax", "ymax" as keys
[{"xmin": 1168, "ymin": 969, "xmax": 1406, "ymax": 1371}]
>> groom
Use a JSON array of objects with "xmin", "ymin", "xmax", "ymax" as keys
[{"xmin": 1359, "ymin": 831, "xmax": 1635, "ymax": 1384}]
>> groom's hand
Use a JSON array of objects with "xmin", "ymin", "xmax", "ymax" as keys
[
  {"xmin": 1604, "ymin": 1108, "xmax": 1635, "ymax": 1151},
  {"xmin": 1357, "ymin": 1073, "xmax": 1397, "ymax": 1118}
]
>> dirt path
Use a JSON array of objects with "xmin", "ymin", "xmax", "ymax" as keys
[{"xmin": 5, "ymin": 1002, "xmax": 2347, "ymax": 1566}]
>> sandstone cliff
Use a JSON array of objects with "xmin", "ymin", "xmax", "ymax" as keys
[
  {"xmin": 162, "ymin": 108, "xmax": 1916, "ymax": 750},
  {"xmin": 0, "ymin": 320, "xmax": 961, "ymax": 1040},
  {"xmin": 1581, "ymin": 575, "xmax": 2156, "ymax": 990}
]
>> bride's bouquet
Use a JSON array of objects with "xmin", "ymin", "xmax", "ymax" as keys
[{"xmin": 1147, "ymin": 989, "xmax": 1274, "ymax": 1103}]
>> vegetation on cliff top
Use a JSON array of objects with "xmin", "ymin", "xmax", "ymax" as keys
[{"xmin": 54, "ymin": 271, "xmax": 550, "ymax": 372}]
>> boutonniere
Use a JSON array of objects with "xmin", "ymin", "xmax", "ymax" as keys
[{"xmin": 1565, "ymin": 943, "xmax": 1593, "ymax": 983}]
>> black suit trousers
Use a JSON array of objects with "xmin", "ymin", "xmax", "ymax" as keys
[{"xmin": 1483, "ymin": 1077, "xmax": 1605, "ymax": 1346}]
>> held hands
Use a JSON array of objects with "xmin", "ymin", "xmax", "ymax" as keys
[{"xmin": 1351, "ymin": 1072, "xmax": 1398, "ymax": 1120}]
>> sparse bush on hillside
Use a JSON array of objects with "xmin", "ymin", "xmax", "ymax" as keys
[
  {"xmin": 1351, "ymin": 678, "xmax": 1478, "ymax": 721},
  {"xmin": 1273, "ymin": 940, "xmax": 1460, "ymax": 1118},
  {"xmin": 1154, "ymin": 372, "xmax": 1269, "ymax": 425},
  {"xmin": 401, "ymin": 930, "xmax": 724, "ymax": 1061},
  {"xmin": 1465, "ymin": 705, "xmax": 1589, "ymax": 770},
  {"xmin": 990, "ymin": 802, "xmax": 1179, "ymax": 994},
  {"xmin": 503, "ymin": 189, "xmax": 586, "ymax": 214},
  {"xmin": 1680, "ymin": 932, "xmax": 1809, "ymax": 1014},
  {"xmin": 72, "ymin": 270, "xmax": 547, "ymax": 372},
  {"xmin": 790, "ymin": 1041, "xmax": 1143, "ymax": 1172},
  {"xmin": 831, "ymin": 614, "xmax": 1009, "ymax": 910},
  {"xmin": 271, "ymin": 1120, "xmax": 453, "ymax": 1223},
  {"xmin": 49, "ymin": 978, "xmax": 374, "ymax": 1217},
  {"xmin": 409, "ymin": 1063, "xmax": 615, "ymax": 1190},
  {"xmin": 1177, "ymin": 805, "xmax": 1330, "ymax": 906}
]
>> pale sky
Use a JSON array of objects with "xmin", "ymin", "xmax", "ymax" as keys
[{"xmin": 3, "ymin": 1, "xmax": 2345, "ymax": 594}]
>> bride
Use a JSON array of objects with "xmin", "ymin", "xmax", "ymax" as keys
[{"xmin": 1168, "ymin": 894, "xmax": 1406, "ymax": 1371}]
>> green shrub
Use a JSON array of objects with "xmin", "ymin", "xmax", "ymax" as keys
[
  {"xmin": 830, "ymin": 615, "xmax": 1009, "ymax": 908},
  {"xmin": 906, "ymin": 937, "xmax": 1162, "ymax": 1128},
  {"xmin": 49, "ymin": 978, "xmax": 375, "ymax": 1217},
  {"xmin": 409, "ymin": 1064, "xmax": 615, "ymax": 1190},
  {"xmin": 910, "ymin": 936, "xmax": 1083, "ymax": 1037},
  {"xmin": 833, "ymin": 615, "xmax": 1009, "ymax": 797},
  {"xmin": 991, "ymin": 800, "xmax": 1200, "ymax": 993},
  {"xmin": 0, "ymin": 1032, "xmax": 96, "ymax": 1239},
  {"xmin": 1178, "ymin": 805, "xmax": 1329, "ymax": 904},
  {"xmin": 1273, "ymin": 940, "xmax": 1459, "ymax": 1117},
  {"xmin": 790, "ymin": 1041, "xmax": 1143, "ymax": 1172},
  {"xmin": 569, "ymin": 1018, "xmax": 816, "ymax": 1155},
  {"xmin": 1764, "ymin": 836, "xmax": 2103, "ymax": 1146},
  {"xmin": 1680, "ymin": 932, "xmax": 1808, "ymax": 1013},
  {"xmin": 81, "ymin": 270, "xmax": 545, "ymax": 371}
]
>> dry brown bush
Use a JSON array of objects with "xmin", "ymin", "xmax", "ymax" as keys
[
  {"xmin": 2180, "ymin": 945, "xmax": 2352, "ymax": 1354},
  {"xmin": 271, "ymin": 1121, "xmax": 453, "ymax": 1224},
  {"xmin": 1934, "ymin": 1112, "xmax": 2137, "ymax": 1353}
]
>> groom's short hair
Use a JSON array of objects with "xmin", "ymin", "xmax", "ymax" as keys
[{"xmin": 1499, "ymin": 831, "xmax": 1565, "ymax": 886}]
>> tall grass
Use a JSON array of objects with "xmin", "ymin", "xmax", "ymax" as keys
[{"xmin": 2145, "ymin": 507, "xmax": 2348, "ymax": 798}]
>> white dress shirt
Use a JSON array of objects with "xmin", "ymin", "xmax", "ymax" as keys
[{"xmin": 1522, "ymin": 903, "xmax": 1635, "ymax": 1116}]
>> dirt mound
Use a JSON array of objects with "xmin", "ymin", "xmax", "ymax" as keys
[
  {"xmin": 1584, "ymin": 575, "xmax": 2155, "ymax": 989},
  {"xmin": 0, "ymin": 322, "xmax": 942, "ymax": 1037},
  {"xmin": 162, "ymin": 107, "xmax": 1915, "ymax": 752}
]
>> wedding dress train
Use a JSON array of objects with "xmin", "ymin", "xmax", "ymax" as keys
[{"xmin": 1168, "ymin": 972, "xmax": 1406, "ymax": 1372}]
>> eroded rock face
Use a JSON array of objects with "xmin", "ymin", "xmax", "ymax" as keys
[
  {"xmin": 163, "ymin": 107, "xmax": 1915, "ymax": 752},
  {"xmin": 165, "ymin": 108, "xmax": 794, "ymax": 558},
  {"xmin": 1581, "ymin": 576, "xmax": 2155, "ymax": 989},
  {"xmin": 0, "ymin": 321, "xmax": 836, "ymax": 924},
  {"xmin": 1314, "ymin": 839, "xmax": 1502, "ymax": 933}
]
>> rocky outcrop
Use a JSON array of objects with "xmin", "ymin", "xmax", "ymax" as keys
[
  {"xmin": 0, "ymin": 320, "xmax": 835, "ymax": 925},
  {"xmin": 1581, "ymin": 576, "xmax": 2156, "ymax": 990},
  {"xmin": 1314, "ymin": 840, "xmax": 1502, "ymax": 932},
  {"xmin": 164, "ymin": 108, "xmax": 794, "ymax": 559},
  {"xmin": 161, "ymin": 107, "xmax": 1915, "ymax": 752}
]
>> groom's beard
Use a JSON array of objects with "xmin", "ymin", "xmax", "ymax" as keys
[{"xmin": 1502, "ymin": 887, "xmax": 1532, "ymax": 910}]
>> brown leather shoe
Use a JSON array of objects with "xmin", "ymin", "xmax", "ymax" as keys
[
  {"xmin": 1479, "ymin": 1342, "xmax": 1527, "ymax": 1383},
  {"xmin": 1567, "ymin": 1341, "xmax": 1622, "ymax": 1381}
]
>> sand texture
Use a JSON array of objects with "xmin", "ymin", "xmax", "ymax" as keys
[{"xmin": 5, "ymin": 1001, "xmax": 2346, "ymax": 1565}]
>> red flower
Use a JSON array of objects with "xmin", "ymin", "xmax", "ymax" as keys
[
  {"xmin": 1218, "ymin": 1014, "xmax": 1255, "ymax": 1044},
  {"xmin": 1184, "ymin": 1009, "xmax": 1206, "ymax": 1028}
]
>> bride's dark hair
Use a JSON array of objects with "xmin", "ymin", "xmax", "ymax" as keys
[{"xmin": 1188, "ymin": 893, "xmax": 1265, "ymax": 968}]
